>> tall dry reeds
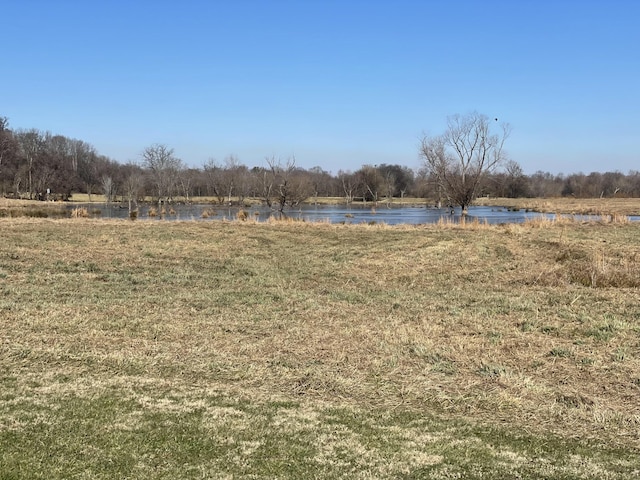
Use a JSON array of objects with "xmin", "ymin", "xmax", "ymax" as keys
[{"xmin": 70, "ymin": 207, "xmax": 89, "ymax": 218}]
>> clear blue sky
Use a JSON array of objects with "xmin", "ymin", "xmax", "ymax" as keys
[{"xmin": 2, "ymin": 0, "xmax": 638, "ymax": 174}]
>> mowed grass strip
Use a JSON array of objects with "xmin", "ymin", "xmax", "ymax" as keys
[{"xmin": 1, "ymin": 217, "xmax": 639, "ymax": 478}]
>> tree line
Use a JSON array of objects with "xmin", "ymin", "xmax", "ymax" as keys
[{"xmin": 1, "ymin": 115, "xmax": 639, "ymax": 209}]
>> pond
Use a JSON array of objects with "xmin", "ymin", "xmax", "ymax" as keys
[{"xmin": 67, "ymin": 203, "xmax": 640, "ymax": 225}]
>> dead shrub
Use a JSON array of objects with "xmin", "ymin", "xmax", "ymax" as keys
[
  {"xmin": 201, "ymin": 209, "xmax": 214, "ymax": 219},
  {"xmin": 70, "ymin": 207, "xmax": 89, "ymax": 218},
  {"xmin": 236, "ymin": 209, "xmax": 248, "ymax": 221},
  {"xmin": 606, "ymin": 214, "xmax": 631, "ymax": 224}
]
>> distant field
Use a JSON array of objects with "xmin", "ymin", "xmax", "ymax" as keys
[
  {"xmin": 0, "ymin": 198, "xmax": 67, "ymax": 217},
  {"xmin": 1, "ymin": 216, "xmax": 639, "ymax": 478},
  {"xmin": 65, "ymin": 194, "xmax": 423, "ymax": 206},
  {"xmin": 475, "ymin": 196, "xmax": 640, "ymax": 216}
]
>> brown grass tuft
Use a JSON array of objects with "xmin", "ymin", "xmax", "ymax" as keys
[
  {"xmin": 201, "ymin": 208, "xmax": 214, "ymax": 218},
  {"xmin": 70, "ymin": 206, "xmax": 89, "ymax": 218}
]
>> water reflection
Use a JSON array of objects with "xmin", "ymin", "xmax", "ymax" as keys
[{"xmin": 65, "ymin": 202, "xmax": 640, "ymax": 225}]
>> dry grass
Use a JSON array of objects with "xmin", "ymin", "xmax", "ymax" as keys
[
  {"xmin": 1, "ymin": 216, "xmax": 639, "ymax": 477},
  {"xmin": 0, "ymin": 198, "xmax": 41, "ymax": 207},
  {"xmin": 475, "ymin": 196, "xmax": 640, "ymax": 216},
  {"xmin": 70, "ymin": 206, "xmax": 89, "ymax": 218},
  {"xmin": 236, "ymin": 209, "xmax": 249, "ymax": 221},
  {"xmin": 0, "ymin": 198, "xmax": 68, "ymax": 218},
  {"xmin": 201, "ymin": 208, "xmax": 216, "ymax": 218}
]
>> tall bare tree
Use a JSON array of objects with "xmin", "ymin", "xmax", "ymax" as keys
[
  {"xmin": 420, "ymin": 112, "xmax": 510, "ymax": 213},
  {"xmin": 337, "ymin": 170, "xmax": 358, "ymax": 204},
  {"xmin": 220, "ymin": 155, "xmax": 245, "ymax": 205},
  {"xmin": 356, "ymin": 165, "xmax": 384, "ymax": 204},
  {"xmin": 101, "ymin": 175, "xmax": 114, "ymax": 204},
  {"xmin": 124, "ymin": 172, "xmax": 144, "ymax": 214},
  {"xmin": 15, "ymin": 129, "xmax": 46, "ymax": 199},
  {"xmin": 264, "ymin": 156, "xmax": 312, "ymax": 212},
  {"xmin": 203, "ymin": 158, "xmax": 224, "ymax": 204},
  {"xmin": 141, "ymin": 144, "xmax": 182, "ymax": 211}
]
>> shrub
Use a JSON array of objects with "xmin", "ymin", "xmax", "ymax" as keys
[
  {"xmin": 236, "ymin": 209, "xmax": 248, "ymax": 221},
  {"xmin": 71, "ymin": 207, "xmax": 89, "ymax": 218}
]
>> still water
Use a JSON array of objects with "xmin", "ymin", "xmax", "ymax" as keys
[{"xmin": 70, "ymin": 203, "xmax": 640, "ymax": 225}]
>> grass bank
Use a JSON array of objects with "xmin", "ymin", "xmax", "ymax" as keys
[
  {"xmin": 1, "ymin": 217, "xmax": 639, "ymax": 478},
  {"xmin": 475, "ymin": 196, "xmax": 640, "ymax": 216},
  {"xmin": 0, "ymin": 198, "xmax": 67, "ymax": 218}
]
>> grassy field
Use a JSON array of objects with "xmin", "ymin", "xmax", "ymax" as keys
[
  {"xmin": 0, "ymin": 198, "xmax": 68, "ymax": 218},
  {"xmin": 475, "ymin": 196, "xmax": 640, "ymax": 216},
  {"xmin": 1, "ymin": 215, "xmax": 639, "ymax": 478}
]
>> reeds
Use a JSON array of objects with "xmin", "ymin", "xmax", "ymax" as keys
[
  {"xmin": 201, "ymin": 208, "xmax": 216, "ymax": 218},
  {"xmin": 70, "ymin": 206, "xmax": 89, "ymax": 218}
]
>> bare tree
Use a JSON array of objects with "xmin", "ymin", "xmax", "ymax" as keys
[
  {"xmin": 101, "ymin": 175, "xmax": 114, "ymax": 204},
  {"xmin": 15, "ymin": 129, "xmax": 46, "ymax": 199},
  {"xmin": 503, "ymin": 160, "xmax": 529, "ymax": 198},
  {"xmin": 230, "ymin": 161, "xmax": 250, "ymax": 205},
  {"xmin": 141, "ymin": 144, "xmax": 182, "ymax": 212},
  {"xmin": 307, "ymin": 166, "xmax": 335, "ymax": 201},
  {"xmin": 337, "ymin": 170, "xmax": 358, "ymax": 204},
  {"xmin": 382, "ymin": 170, "xmax": 396, "ymax": 206},
  {"xmin": 219, "ymin": 155, "xmax": 242, "ymax": 205},
  {"xmin": 286, "ymin": 169, "xmax": 313, "ymax": 208},
  {"xmin": 124, "ymin": 171, "xmax": 144, "ymax": 215},
  {"xmin": 178, "ymin": 168, "xmax": 200, "ymax": 203},
  {"xmin": 0, "ymin": 117, "xmax": 19, "ymax": 196},
  {"xmin": 268, "ymin": 156, "xmax": 295, "ymax": 213},
  {"xmin": 377, "ymin": 164, "xmax": 415, "ymax": 200},
  {"xmin": 264, "ymin": 156, "xmax": 312, "ymax": 213},
  {"xmin": 420, "ymin": 112, "xmax": 510, "ymax": 213},
  {"xmin": 356, "ymin": 165, "xmax": 384, "ymax": 204},
  {"xmin": 203, "ymin": 156, "xmax": 243, "ymax": 205},
  {"xmin": 203, "ymin": 158, "xmax": 225, "ymax": 204}
]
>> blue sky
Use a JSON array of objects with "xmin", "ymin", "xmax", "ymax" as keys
[{"xmin": 2, "ymin": 0, "xmax": 638, "ymax": 174}]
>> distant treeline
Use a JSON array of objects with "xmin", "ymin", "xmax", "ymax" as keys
[{"xmin": 1, "ymin": 117, "xmax": 639, "ymax": 204}]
